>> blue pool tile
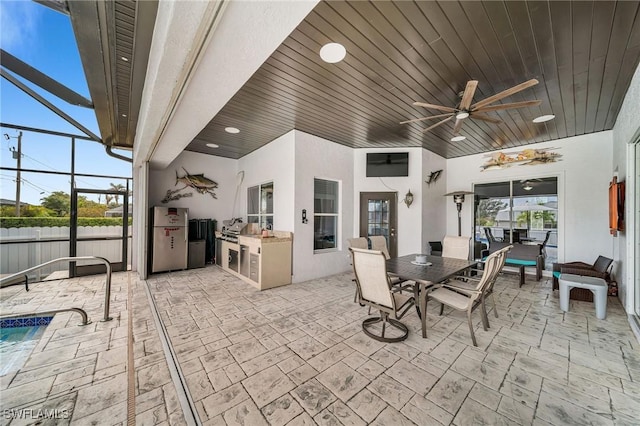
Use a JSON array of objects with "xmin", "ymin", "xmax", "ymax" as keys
[{"xmin": 0, "ymin": 316, "xmax": 53, "ymax": 328}]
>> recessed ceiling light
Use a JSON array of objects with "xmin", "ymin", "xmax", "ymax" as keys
[
  {"xmin": 121, "ymin": 56, "xmax": 128, "ymax": 62},
  {"xmin": 533, "ymin": 114, "xmax": 555, "ymax": 123},
  {"xmin": 451, "ymin": 135, "xmax": 466, "ymax": 142},
  {"xmin": 206, "ymin": 143, "xmax": 219, "ymax": 148},
  {"xmin": 455, "ymin": 111, "xmax": 469, "ymax": 120},
  {"xmin": 225, "ymin": 127, "xmax": 240, "ymax": 134},
  {"xmin": 121, "ymin": 114, "xmax": 127, "ymax": 117},
  {"xmin": 320, "ymin": 42, "xmax": 346, "ymax": 63}
]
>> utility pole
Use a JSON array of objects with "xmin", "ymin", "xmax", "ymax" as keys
[
  {"xmin": 5, "ymin": 131, "xmax": 23, "ymax": 216},
  {"xmin": 14, "ymin": 131, "xmax": 23, "ymax": 217}
]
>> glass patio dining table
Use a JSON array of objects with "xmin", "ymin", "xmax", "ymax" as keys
[{"xmin": 386, "ymin": 254, "xmax": 478, "ymax": 338}]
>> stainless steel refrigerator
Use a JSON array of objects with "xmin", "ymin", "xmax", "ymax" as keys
[{"xmin": 151, "ymin": 206, "xmax": 188, "ymax": 273}]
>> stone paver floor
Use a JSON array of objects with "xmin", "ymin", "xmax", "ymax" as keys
[
  {"xmin": 1, "ymin": 264, "xmax": 639, "ymax": 425},
  {"xmin": 148, "ymin": 266, "xmax": 640, "ymax": 425}
]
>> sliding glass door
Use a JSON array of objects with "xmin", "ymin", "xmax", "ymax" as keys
[{"xmin": 474, "ymin": 177, "xmax": 558, "ymax": 269}]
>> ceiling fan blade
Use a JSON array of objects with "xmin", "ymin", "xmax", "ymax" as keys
[
  {"xmin": 413, "ymin": 101, "xmax": 457, "ymax": 113},
  {"xmin": 459, "ymin": 80, "xmax": 478, "ymax": 110},
  {"xmin": 474, "ymin": 100, "xmax": 541, "ymax": 113},
  {"xmin": 422, "ymin": 115, "xmax": 454, "ymax": 133},
  {"xmin": 471, "ymin": 79, "xmax": 539, "ymax": 110},
  {"xmin": 399, "ymin": 113, "xmax": 452, "ymax": 125},
  {"xmin": 469, "ymin": 113, "xmax": 502, "ymax": 124},
  {"xmin": 452, "ymin": 118, "xmax": 463, "ymax": 135}
]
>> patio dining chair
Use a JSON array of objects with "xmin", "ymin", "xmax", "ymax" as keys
[
  {"xmin": 368, "ymin": 235, "xmax": 391, "ymax": 259},
  {"xmin": 347, "ymin": 237, "xmax": 369, "ymax": 303},
  {"xmin": 447, "ymin": 245, "xmax": 512, "ymax": 327},
  {"xmin": 424, "ymin": 248, "xmax": 503, "ymax": 346},
  {"xmin": 368, "ymin": 235, "xmax": 412, "ymax": 291},
  {"xmin": 350, "ymin": 247, "xmax": 415, "ymax": 342},
  {"xmin": 442, "ymin": 235, "xmax": 471, "ymax": 260},
  {"xmin": 540, "ymin": 230, "xmax": 551, "ymax": 257},
  {"xmin": 484, "ymin": 227, "xmax": 502, "ymax": 243}
]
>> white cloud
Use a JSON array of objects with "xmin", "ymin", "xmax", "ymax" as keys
[{"xmin": 0, "ymin": 1, "xmax": 43, "ymax": 55}]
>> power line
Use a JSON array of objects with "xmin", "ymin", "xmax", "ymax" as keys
[
  {"xmin": 7, "ymin": 148, "xmax": 101, "ymax": 190},
  {"xmin": 20, "ymin": 178, "xmax": 49, "ymax": 194},
  {"xmin": 21, "ymin": 152, "xmax": 63, "ymax": 172}
]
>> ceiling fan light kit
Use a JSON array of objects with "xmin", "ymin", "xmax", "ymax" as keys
[
  {"xmin": 403, "ymin": 79, "xmax": 542, "ymax": 138},
  {"xmin": 533, "ymin": 114, "xmax": 556, "ymax": 123}
]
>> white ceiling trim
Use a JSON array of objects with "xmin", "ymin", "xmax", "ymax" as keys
[{"xmin": 134, "ymin": 0, "xmax": 320, "ymax": 168}]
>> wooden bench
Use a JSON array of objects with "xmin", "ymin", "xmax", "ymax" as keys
[{"xmin": 486, "ymin": 242, "xmax": 543, "ymax": 287}]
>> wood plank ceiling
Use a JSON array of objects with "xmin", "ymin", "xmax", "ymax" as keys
[
  {"xmin": 68, "ymin": 0, "xmax": 157, "ymax": 149},
  {"xmin": 186, "ymin": 0, "xmax": 640, "ymax": 159}
]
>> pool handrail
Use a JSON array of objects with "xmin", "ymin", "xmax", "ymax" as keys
[{"xmin": 0, "ymin": 256, "xmax": 113, "ymax": 322}]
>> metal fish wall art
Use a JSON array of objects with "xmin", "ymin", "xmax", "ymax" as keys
[
  {"xmin": 425, "ymin": 169, "xmax": 442, "ymax": 185},
  {"xmin": 161, "ymin": 168, "xmax": 218, "ymax": 203}
]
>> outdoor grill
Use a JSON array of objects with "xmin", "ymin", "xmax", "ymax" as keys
[{"xmin": 220, "ymin": 220, "xmax": 247, "ymax": 244}]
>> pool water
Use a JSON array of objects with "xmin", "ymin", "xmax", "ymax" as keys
[{"xmin": 0, "ymin": 319, "xmax": 51, "ymax": 376}]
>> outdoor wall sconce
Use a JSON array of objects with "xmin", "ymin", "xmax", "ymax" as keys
[
  {"xmin": 444, "ymin": 190, "xmax": 474, "ymax": 236},
  {"xmin": 402, "ymin": 190, "xmax": 414, "ymax": 208}
]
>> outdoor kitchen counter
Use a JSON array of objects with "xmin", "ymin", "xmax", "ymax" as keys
[
  {"xmin": 238, "ymin": 234, "xmax": 292, "ymax": 244},
  {"xmin": 220, "ymin": 231, "xmax": 293, "ymax": 290}
]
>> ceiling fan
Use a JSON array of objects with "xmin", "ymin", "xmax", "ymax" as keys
[
  {"xmin": 520, "ymin": 178, "xmax": 543, "ymax": 191},
  {"xmin": 401, "ymin": 79, "xmax": 541, "ymax": 135}
]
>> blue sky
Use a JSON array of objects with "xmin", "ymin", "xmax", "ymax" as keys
[{"xmin": 1, "ymin": 1, "xmax": 131, "ymax": 206}]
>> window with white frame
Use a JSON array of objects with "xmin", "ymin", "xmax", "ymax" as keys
[
  {"xmin": 314, "ymin": 178, "xmax": 339, "ymax": 251},
  {"xmin": 247, "ymin": 182, "xmax": 273, "ymax": 230}
]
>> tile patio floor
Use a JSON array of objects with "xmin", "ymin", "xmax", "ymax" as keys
[{"xmin": 1, "ymin": 265, "xmax": 639, "ymax": 425}]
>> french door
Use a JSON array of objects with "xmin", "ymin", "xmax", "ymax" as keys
[{"xmin": 359, "ymin": 192, "xmax": 398, "ymax": 258}]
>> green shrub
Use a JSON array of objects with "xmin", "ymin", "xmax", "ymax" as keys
[{"xmin": 0, "ymin": 217, "xmax": 133, "ymax": 228}]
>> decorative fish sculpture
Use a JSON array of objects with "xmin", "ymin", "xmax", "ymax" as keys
[
  {"xmin": 175, "ymin": 168, "xmax": 218, "ymax": 198},
  {"xmin": 425, "ymin": 169, "xmax": 442, "ymax": 185}
]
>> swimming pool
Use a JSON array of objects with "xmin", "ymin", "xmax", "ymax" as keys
[{"xmin": 0, "ymin": 316, "xmax": 52, "ymax": 376}]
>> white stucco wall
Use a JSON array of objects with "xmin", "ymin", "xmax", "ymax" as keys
[
  {"xmin": 421, "ymin": 149, "xmax": 447, "ymax": 251},
  {"xmin": 293, "ymin": 131, "xmax": 354, "ymax": 283},
  {"xmin": 446, "ymin": 132, "xmax": 614, "ymax": 266},
  {"xmin": 148, "ymin": 150, "xmax": 238, "ymax": 222},
  {"xmin": 612, "ymin": 62, "xmax": 640, "ymax": 312},
  {"xmin": 353, "ymin": 147, "xmax": 425, "ymax": 256},
  {"xmin": 237, "ymin": 131, "xmax": 296, "ymax": 233}
]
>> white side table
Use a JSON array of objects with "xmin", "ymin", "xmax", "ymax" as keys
[{"xmin": 558, "ymin": 273, "xmax": 607, "ymax": 319}]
